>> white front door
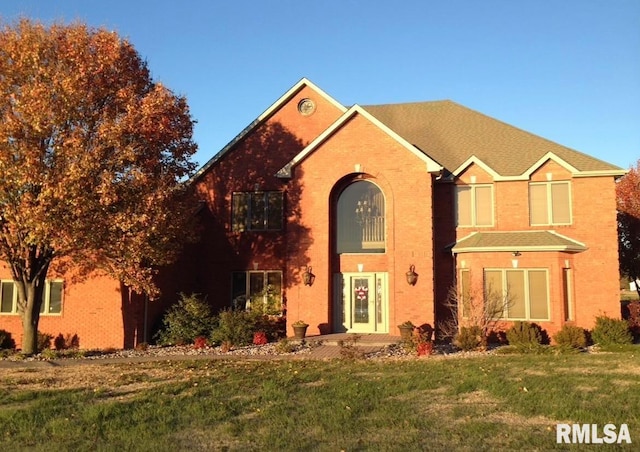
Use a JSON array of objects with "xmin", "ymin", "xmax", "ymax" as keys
[{"xmin": 334, "ymin": 273, "xmax": 388, "ymax": 333}]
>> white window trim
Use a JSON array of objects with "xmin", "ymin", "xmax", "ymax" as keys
[
  {"xmin": 0, "ymin": 280, "xmax": 18, "ymax": 315},
  {"xmin": 529, "ymin": 181, "xmax": 572, "ymax": 226},
  {"xmin": 231, "ymin": 270, "xmax": 283, "ymax": 315},
  {"xmin": 0, "ymin": 279, "xmax": 63, "ymax": 316},
  {"xmin": 41, "ymin": 280, "xmax": 64, "ymax": 316},
  {"xmin": 455, "ymin": 184, "xmax": 494, "ymax": 227},
  {"xmin": 484, "ymin": 268, "xmax": 550, "ymax": 321}
]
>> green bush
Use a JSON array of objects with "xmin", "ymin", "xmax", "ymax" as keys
[
  {"xmin": 506, "ymin": 322, "xmax": 544, "ymax": 351},
  {"xmin": 211, "ymin": 308, "xmax": 259, "ymax": 347},
  {"xmin": 155, "ymin": 293, "xmax": 214, "ymax": 345},
  {"xmin": 454, "ymin": 325, "xmax": 483, "ymax": 351},
  {"xmin": 0, "ymin": 329, "xmax": 16, "ymax": 350},
  {"xmin": 553, "ymin": 324, "xmax": 587, "ymax": 349},
  {"xmin": 591, "ymin": 316, "xmax": 633, "ymax": 346}
]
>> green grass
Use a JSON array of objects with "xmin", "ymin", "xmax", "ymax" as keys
[{"xmin": 1, "ymin": 352, "xmax": 639, "ymax": 450}]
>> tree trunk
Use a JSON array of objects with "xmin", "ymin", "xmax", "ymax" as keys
[
  {"xmin": 21, "ymin": 304, "xmax": 39, "ymax": 355},
  {"xmin": 16, "ymin": 275, "xmax": 47, "ymax": 355}
]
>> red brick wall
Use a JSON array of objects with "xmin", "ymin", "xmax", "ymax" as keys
[
  {"xmin": 283, "ymin": 113, "xmax": 436, "ymax": 335},
  {"xmin": 189, "ymin": 85, "xmax": 345, "ymax": 313},
  {"xmin": 441, "ymin": 159, "xmax": 621, "ymax": 339},
  {"xmin": 0, "ymin": 266, "xmax": 126, "ymax": 350}
]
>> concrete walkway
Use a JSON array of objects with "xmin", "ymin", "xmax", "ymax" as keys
[{"xmin": 0, "ymin": 333, "xmax": 403, "ymax": 369}]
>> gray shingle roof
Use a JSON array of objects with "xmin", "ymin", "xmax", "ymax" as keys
[
  {"xmin": 451, "ymin": 231, "xmax": 587, "ymax": 253},
  {"xmin": 363, "ymin": 101, "xmax": 622, "ymax": 177}
]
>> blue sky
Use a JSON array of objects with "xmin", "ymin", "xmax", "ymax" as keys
[{"xmin": 2, "ymin": 0, "xmax": 639, "ymax": 169}]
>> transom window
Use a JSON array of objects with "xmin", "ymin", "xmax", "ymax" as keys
[
  {"xmin": 232, "ymin": 191, "xmax": 283, "ymax": 232},
  {"xmin": 529, "ymin": 181, "xmax": 571, "ymax": 226},
  {"xmin": 0, "ymin": 280, "xmax": 63, "ymax": 315},
  {"xmin": 336, "ymin": 180, "xmax": 385, "ymax": 254},
  {"xmin": 231, "ymin": 271, "xmax": 282, "ymax": 315},
  {"xmin": 484, "ymin": 269, "xmax": 549, "ymax": 321},
  {"xmin": 456, "ymin": 184, "xmax": 494, "ymax": 227}
]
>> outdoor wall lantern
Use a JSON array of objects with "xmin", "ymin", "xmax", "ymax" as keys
[
  {"xmin": 303, "ymin": 266, "xmax": 315, "ymax": 286},
  {"xmin": 511, "ymin": 251, "xmax": 521, "ymax": 269},
  {"xmin": 406, "ymin": 265, "xmax": 418, "ymax": 286}
]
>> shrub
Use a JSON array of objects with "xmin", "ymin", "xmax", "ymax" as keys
[
  {"xmin": 54, "ymin": 333, "xmax": 80, "ymax": 351},
  {"xmin": 211, "ymin": 308, "xmax": 259, "ymax": 347},
  {"xmin": 253, "ymin": 331, "xmax": 268, "ymax": 345},
  {"xmin": 626, "ymin": 301, "xmax": 640, "ymax": 340},
  {"xmin": 553, "ymin": 324, "xmax": 587, "ymax": 349},
  {"xmin": 591, "ymin": 316, "xmax": 633, "ymax": 346},
  {"xmin": 255, "ymin": 315, "xmax": 286, "ymax": 342},
  {"xmin": 275, "ymin": 338, "xmax": 295, "ymax": 354},
  {"xmin": 38, "ymin": 332, "xmax": 53, "ymax": 352},
  {"xmin": 155, "ymin": 293, "xmax": 214, "ymax": 345},
  {"xmin": 506, "ymin": 322, "xmax": 544, "ymax": 351},
  {"xmin": 0, "ymin": 329, "xmax": 16, "ymax": 350},
  {"xmin": 193, "ymin": 336, "xmax": 209, "ymax": 349},
  {"xmin": 454, "ymin": 325, "xmax": 483, "ymax": 351}
]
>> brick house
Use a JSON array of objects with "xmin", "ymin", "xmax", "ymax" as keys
[
  {"xmin": 0, "ymin": 78, "xmax": 625, "ymax": 349},
  {"xmin": 189, "ymin": 78, "xmax": 625, "ymax": 340}
]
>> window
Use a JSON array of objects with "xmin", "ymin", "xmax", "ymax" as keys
[
  {"xmin": 336, "ymin": 180, "xmax": 385, "ymax": 253},
  {"xmin": 456, "ymin": 185, "xmax": 493, "ymax": 227},
  {"xmin": 232, "ymin": 191, "xmax": 283, "ymax": 232},
  {"xmin": 529, "ymin": 181, "xmax": 571, "ymax": 225},
  {"xmin": 231, "ymin": 271, "xmax": 282, "ymax": 315},
  {"xmin": 0, "ymin": 280, "xmax": 63, "ymax": 315},
  {"xmin": 459, "ymin": 269, "xmax": 471, "ymax": 318},
  {"xmin": 484, "ymin": 269, "xmax": 549, "ymax": 321}
]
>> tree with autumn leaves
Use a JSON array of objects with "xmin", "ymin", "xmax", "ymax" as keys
[
  {"xmin": 617, "ymin": 160, "xmax": 640, "ymax": 296},
  {"xmin": 0, "ymin": 19, "xmax": 198, "ymax": 354}
]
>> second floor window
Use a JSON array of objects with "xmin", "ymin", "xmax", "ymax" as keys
[
  {"xmin": 456, "ymin": 185, "xmax": 493, "ymax": 227},
  {"xmin": 336, "ymin": 180, "xmax": 385, "ymax": 253},
  {"xmin": 529, "ymin": 181, "xmax": 571, "ymax": 226},
  {"xmin": 232, "ymin": 191, "xmax": 283, "ymax": 232}
]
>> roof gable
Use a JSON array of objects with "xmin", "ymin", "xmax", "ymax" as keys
[
  {"xmin": 276, "ymin": 104, "xmax": 443, "ymax": 178},
  {"xmin": 190, "ymin": 78, "xmax": 346, "ymax": 184}
]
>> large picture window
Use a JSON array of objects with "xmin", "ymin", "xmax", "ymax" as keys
[
  {"xmin": 456, "ymin": 184, "xmax": 493, "ymax": 227},
  {"xmin": 0, "ymin": 280, "xmax": 63, "ymax": 315},
  {"xmin": 231, "ymin": 271, "xmax": 282, "ymax": 315},
  {"xmin": 529, "ymin": 181, "xmax": 571, "ymax": 226},
  {"xmin": 484, "ymin": 269, "xmax": 549, "ymax": 321},
  {"xmin": 336, "ymin": 180, "xmax": 385, "ymax": 253},
  {"xmin": 232, "ymin": 191, "xmax": 283, "ymax": 232}
]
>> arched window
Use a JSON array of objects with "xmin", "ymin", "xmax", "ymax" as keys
[{"xmin": 336, "ymin": 180, "xmax": 385, "ymax": 253}]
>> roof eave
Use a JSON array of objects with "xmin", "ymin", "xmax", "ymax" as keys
[
  {"xmin": 277, "ymin": 104, "xmax": 443, "ymax": 179},
  {"xmin": 190, "ymin": 78, "xmax": 346, "ymax": 185},
  {"xmin": 452, "ymin": 245, "xmax": 587, "ymax": 254}
]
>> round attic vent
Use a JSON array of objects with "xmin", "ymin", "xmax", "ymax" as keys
[{"xmin": 297, "ymin": 98, "xmax": 316, "ymax": 116}]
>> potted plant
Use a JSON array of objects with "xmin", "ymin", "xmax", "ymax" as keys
[
  {"xmin": 292, "ymin": 320, "xmax": 309, "ymax": 339},
  {"xmin": 398, "ymin": 321, "xmax": 415, "ymax": 341}
]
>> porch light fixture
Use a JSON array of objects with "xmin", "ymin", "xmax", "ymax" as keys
[
  {"xmin": 406, "ymin": 265, "xmax": 418, "ymax": 286},
  {"xmin": 511, "ymin": 251, "xmax": 521, "ymax": 269},
  {"xmin": 303, "ymin": 266, "xmax": 315, "ymax": 286}
]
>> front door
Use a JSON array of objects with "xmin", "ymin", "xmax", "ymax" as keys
[{"xmin": 334, "ymin": 272, "xmax": 388, "ymax": 333}]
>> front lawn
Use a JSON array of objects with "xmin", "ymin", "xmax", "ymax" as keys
[{"xmin": 0, "ymin": 352, "xmax": 638, "ymax": 450}]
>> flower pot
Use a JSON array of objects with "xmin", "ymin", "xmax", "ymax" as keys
[
  {"xmin": 293, "ymin": 325, "xmax": 308, "ymax": 339},
  {"xmin": 398, "ymin": 325, "xmax": 414, "ymax": 341}
]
